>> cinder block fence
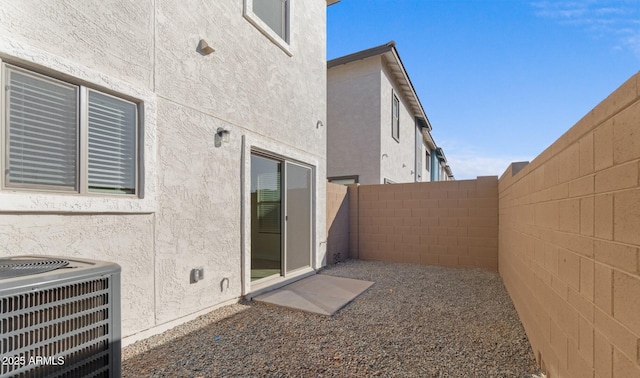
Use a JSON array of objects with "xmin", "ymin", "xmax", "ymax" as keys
[
  {"xmin": 326, "ymin": 182, "xmax": 349, "ymax": 264},
  {"xmin": 345, "ymin": 177, "xmax": 499, "ymax": 271},
  {"xmin": 326, "ymin": 71, "xmax": 640, "ymax": 377},
  {"xmin": 498, "ymin": 73, "xmax": 640, "ymax": 377}
]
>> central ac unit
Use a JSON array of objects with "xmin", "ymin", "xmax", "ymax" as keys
[{"xmin": 0, "ymin": 255, "xmax": 121, "ymax": 378}]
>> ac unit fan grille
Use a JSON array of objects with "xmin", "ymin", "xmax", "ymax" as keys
[
  {"xmin": 1, "ymin": 277, "xmax": 113, "ymax": 378},
  {"xmin": 0, "ymin": 258, "xmax": 69, "ymax": 279}
]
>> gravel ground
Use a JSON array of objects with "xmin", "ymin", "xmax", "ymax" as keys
[{"xmin": 122, "ymin": 260, "xmax": 542, "ymax": 377}]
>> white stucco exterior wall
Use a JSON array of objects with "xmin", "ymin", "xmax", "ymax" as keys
[
  {"xmin": 0, "ymin": 0, "xmax": 155, "ymax": 91},
  {"xmin": 328, "ymin": 53, "xmax": 424, "ymax": 185},
  {"xmin": 417, "ymin": 133, "xmax": 429, "ymax": 182},
  {"xmin": 0, "ymin": 0, "xmax": 328, "ymax": 343},
  {"xmin": 421, "ymin": 144, "xmax": 431, "ymax": 182},
  {"xmin": 379, "ymin": 62, "xmax": 417, "ymax": 184},
  {"xmin": 327, "ymin": 56, "xmax": 381, "ymax": 184}
]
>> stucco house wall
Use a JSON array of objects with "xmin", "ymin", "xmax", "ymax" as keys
[
  {"xmin": 379, "ymin": 62, "xmax": 419, "ymax": 184},
  {"xmin": 327, "ymin": 42, "xmax": 448, "ymax": 185},
  {"xmin": 327, "ymin": 56, "xmax": 381, "ymax": 185},
  {"xmin": 0, "ymin": 0, "xmax": 328, "ymax": 345},
  {"xmin": 419, "ymin": 135, "xmax": 430, "ymax": 182}
]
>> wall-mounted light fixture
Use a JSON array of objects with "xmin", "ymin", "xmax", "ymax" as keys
[
  {"xmin": 316, "ymin": 120, "xmax": 324, "ymax": 129},
  {"xmin": 215, "ymin": 127, "xmax": 230, "ymax": 147},
  {"xmin": 197, "ymin": 39, "xmax": 215, "ymax": 56},
  {"xmin": 190, "ymin": 268, "xmax": 204, "ymax": 283}
]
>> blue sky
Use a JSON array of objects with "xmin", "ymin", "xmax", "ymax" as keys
[{"xmin": 327, "ymin": 0, "xmax": 640, "ymax": 179}]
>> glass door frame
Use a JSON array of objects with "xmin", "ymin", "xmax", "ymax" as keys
[
  {"xmin": 250, "ymin": 153, "xmax": 284, "ymax": 283},
  {"xmin": 247, "ymin": 149, "xmax": 315, "ymax": 290},
  {"xmin": 283, "ymin": 160, "xmax": 312, "ymax": 275}
]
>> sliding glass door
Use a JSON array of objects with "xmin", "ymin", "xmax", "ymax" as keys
[
  {"xmin": 251, "ymin": 154, "xmax": 312, "ymax": 281},
  {"xmin": 285, "ymin": 162, "xmax": 312, "ymax": 273},
  {"xmin": 251, "ymin": 155, "xmax": 282, "ymax": 281}
]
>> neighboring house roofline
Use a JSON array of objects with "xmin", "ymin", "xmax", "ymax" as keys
[
  {"xmin": 445, "ymin": 165, "xmax": 454, "ymax": 179},
  {"xmin": 419, "ymin": 121, "xmax": 437, "ymax": 150},
  {"xmin": 328, "ymin": 41, "xmax": 432, "ymax": 133},
  {"xmin": 435, "ymin": 147, "xmax": 454, "ymax": 178},
  {"xmin": 328, "ymin": 41, "xmax": 454, "ymax": 179},
  {"xmin": 435, "ymin": 147, "xmax": 447, "ymax": 163},
  {"xmin": 327, "ymin": 0, "xmax": 341, "ymax": 5},
  {"xmin": 327, "ymin": 41, "xmax": 397, "ymax": 68}
]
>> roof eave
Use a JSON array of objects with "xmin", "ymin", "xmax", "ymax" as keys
[
  {"xmin": 420, "ymin": 126, "xmax": 436, "ymax": 150},
  {"xmin": 381, "ymin": 47, "xmax": 428, "ymax": 123},
  {"xmin": 327, "ymin": 41, "xmax": 396, "ymax": 68},
  {"xmin": 327, "ymin": 41, "xmax": 428, "ymax": 122}
]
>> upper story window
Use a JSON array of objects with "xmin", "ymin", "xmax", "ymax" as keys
[
  {"xmin": 244, "ymin": 0, "xmax": 292, "ymax": 56},
  {"xmin": 3, "ymin": 64, "xmax": 138, "ymax": 195},
  {"xmin": 254, "ymin": 0, "xmax": 288, "ymax": 40},
  {"xmin": 425, "ymin": 150, "xmax": 431, "ymax": 173},
  {"xmin": 328, "ymin": 175, "xmax": 359, "ymax": 185},
  {"xmin": 391, "ymin": 93, "xmax": 399, "ymax": 142}
]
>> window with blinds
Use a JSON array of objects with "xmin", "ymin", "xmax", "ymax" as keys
[
  {"xmin": 3, "ymin": 64, "xmax": 138, "ymax": 195},
  {"xmin": 88, "ymin": 91, "xmax": 136, "ymax": 194},
  {"xmin": 6, "ymin": 69, "xmax": 78, "ymax": 190}
]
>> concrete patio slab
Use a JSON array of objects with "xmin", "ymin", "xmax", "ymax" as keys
[{"xmin": 253, "ymin": 274, "xmax": 374, "ymax": 315}]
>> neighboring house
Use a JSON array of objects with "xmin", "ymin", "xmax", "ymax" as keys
[
  {"xmin": 431, "ymin": 147, "xmax": 455, "ymax": 181},
  {"xmin": 327, "ymin": 41, "xmax": 454, "ymax": 185},
  {"xmin": 0, "ymin": 0, "xmax": 336, "ymax": 345}
]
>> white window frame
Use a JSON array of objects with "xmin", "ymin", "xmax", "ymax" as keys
[
  {"xmin": 391, "ymin": 92, "xmax": 400, "ymax": 142},
  {"xmin": 328, "ymin": 175, "xmax": 359, "ymax": 185},
  {"xmin": 2, "ymin": 63, "xmax": 139, "ymax": 196},
  {"xmin": 425, "ymin": 150, "xmax": 431, "ymax": 173},
  {"xmin": 243, "ymin": 0, "xmax": 293, "ymax": 57},
  {"xmin": 3, "ymin": 66, "xmax": 80, "ymax": 192},
  {"xmin": 0, "ymin": 40, "xmax": 156, "ymax": 214}
]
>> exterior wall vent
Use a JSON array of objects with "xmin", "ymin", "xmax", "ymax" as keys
[{"xmin": 0, "ymin": 255, "xmax": 121, "ymax": 377}]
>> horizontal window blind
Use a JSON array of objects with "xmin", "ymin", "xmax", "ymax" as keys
[
  {"xmin": 257, "ymin": 172, "xmax": 281, "ymax": 233},
  {"xmin": 88, "ymin": 91, "xmax": 136, "ymax": 194},
  {"xmin": 6, "ymin": 69, "xmax": 78, "ymax": 188},
  {"xmin": 257, "ymin": 203, "xmax": 281, "ymax": 234}
]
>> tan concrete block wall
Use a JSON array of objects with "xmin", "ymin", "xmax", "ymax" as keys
[
  {"xmin": 498, "ymin": 72, "xmax": 640, "ymax": 378},
  {"xmin": 348, "ymin": 184, "xmax": 360, "ymax": 260},
  {"xmin": 349, "ymin": 177, "xmax": 499, "ymax": 271},
  {"xmin": 326, "ymin": 182, "xmax": 350, "ymax": 264}
]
